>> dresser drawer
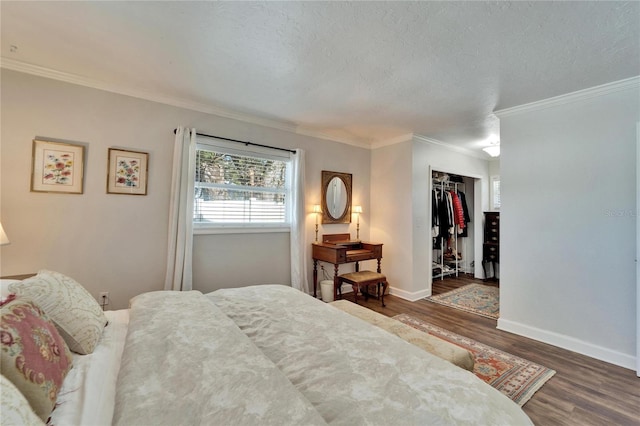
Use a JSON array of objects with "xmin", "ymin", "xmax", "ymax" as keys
[
  {"xmin": 483, "ymin": 243, "xmax": 499, "ymax": 261},
  {"xmin": 485, "ymin": 230, "xmax": 500, "ymax": 243},
  {"xmin": 486, "ymin": 217, "xmax": 499, "ymax": 227},
  {"xmin": 484, "ymin": 212, "xmax": 500, "ymax": 243}
]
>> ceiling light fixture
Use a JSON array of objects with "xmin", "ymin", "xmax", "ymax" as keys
[{"xmin": 482, "ymin": 141, "xmax": 500, "ymax": 157}]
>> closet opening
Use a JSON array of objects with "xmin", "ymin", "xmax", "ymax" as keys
[{"xmin": 430, "ymin": 169, "xmax": 483, "ymax": 286}]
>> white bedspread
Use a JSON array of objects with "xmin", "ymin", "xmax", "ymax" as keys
[
  {"xmin": 50, "ymin": 309, "xmax": 129, "ymax": 426},
  {"xmin": 112, "ymin": 290, "xmax": 325, "ymax": 426},
  {"xmin": 209, "ymin": 285, "xmax": 533, "ymax": 426}
]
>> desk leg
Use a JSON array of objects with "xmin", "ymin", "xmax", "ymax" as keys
[
  {"xmin": 355, "ymin": 261, "xmax": 360, "ymax": 272},
  {"xmin": 377, "ymin": 258, "xmax": 382, "ymax": 274},
  {"xmin": 313, "ymin": 259, "xmax": 318, "ymax": 298}
]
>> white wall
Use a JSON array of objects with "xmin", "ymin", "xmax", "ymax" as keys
[
  {"xmin": 412, "ymin": 138, "xmax": 490, "ymax": 296},
  {"xmin": 488, "ymin": 158, "xmax": 500, "ymax": 178},
  {"xmin": 637, "ymin": 122, "xmax": 640, "ymax": 376},
  {"xmin": 498, "ymin": 80, "xmax": 639, "ymax": 369},
  {"xmin": 370, "ymin": 141, "xmax": 414, "ymax": 298},
  {"xmin": 370, "ymin": 138, "xmax": 489, "ymax": 300},
  {"xmin": 0, "ymin": 70, "xmax": 371, "ymax": 308},
  {"xmin": 488, "ymin": 158, "xmax": 500, "ymax": 214},
  {"xmin": 460, "ymin": 175, "xmax": 477, "ymax": 274}
]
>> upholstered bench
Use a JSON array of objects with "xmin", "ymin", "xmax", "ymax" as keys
[
  {"xmin": 337, "ymin": 270, "xmax": 388, "ymax": 306},
  {"xmin": 329, "ymin": 299, "xmax": 474, "ymax": 371}
]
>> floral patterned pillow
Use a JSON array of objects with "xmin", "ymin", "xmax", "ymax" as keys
[
  {"xmin": 0, "ymin": 295, "xmax": 73, "ymax": 422},
  {"xmin": 10, "ymin": 270, "xmax": 108, "ymax": 354}
]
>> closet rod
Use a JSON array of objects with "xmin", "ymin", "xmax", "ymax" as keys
[
  {"xmin": 173, "ymin": 129, "xmax": 296, "ymax": 154},
  {"xmin": 433, "ymin": 182, "xmax": 465, "ymax": 188}
]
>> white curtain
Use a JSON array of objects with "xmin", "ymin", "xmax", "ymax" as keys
[
  {"xmin": 290, "ymin": 149, "xmax": 309, "ymax": 293},
  {"xmin": 164, "ymin": 127, "xmax": 196, "ymax": 291}
]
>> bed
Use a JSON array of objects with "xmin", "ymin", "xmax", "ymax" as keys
[{"xmin": 1, "ymin": 271, "xmax": 532, "ymax": 425}]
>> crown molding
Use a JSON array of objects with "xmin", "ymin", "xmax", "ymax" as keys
[
  {"xmin": 1, "ymin": 57, "xmax": 374, "ymax": 147},
  {"xmin": 412, "ymin": 134, "xmax": 488, "ymax": 160},
  {"xmin": 370, "ymin": 133, "xmax": 415, "ymax": 149},
  {"xmin": 293, "ymin": 126, "xmax": 372, "ymax": 149},
  {"xmin": 0, "ymin": 57, "xmax": 506, "ymax": 156},
  {"xmin": 495, "ymin": 75, "xmax": 640, "ymax": 118}
]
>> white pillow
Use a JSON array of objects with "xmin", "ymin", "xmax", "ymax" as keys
[
  {"xmin": 1, "ymin": 374, "xmax": 46, "ymax": 426},
  {"xmin": 0, "ymin": 279, "xmax": 20, "ymax": 302},
  {"xmin": 9, "ymin": 270, "xmax": 108, "ymax": 354}
]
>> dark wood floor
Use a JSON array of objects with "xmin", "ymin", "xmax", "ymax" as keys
[{"xmin": 345, "ymin": 274, "xmax": 640, "ymax": 426}]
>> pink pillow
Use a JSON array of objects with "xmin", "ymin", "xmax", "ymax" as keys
[{"xmin": 0, "ymin": 295, "xmax": 73, "ymax": 421}]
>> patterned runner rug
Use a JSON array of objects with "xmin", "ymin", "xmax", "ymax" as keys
[
  {"xmin": 393, "ymin": 313, "xmax": 555, "ymax": 406},
  {"xmin": 426, "ymin": 283, "xmax": 499, "ymax": 319}
]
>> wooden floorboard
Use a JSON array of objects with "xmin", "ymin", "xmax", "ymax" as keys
[{"xmin": 344, "ymin": 274, "xmax": 640, "ymax": 426}]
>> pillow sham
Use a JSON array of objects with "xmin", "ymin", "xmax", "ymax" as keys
[
  {"xmin": 1, "ymin": 278, "xmax": 20, "ymax": 303},
  {"xmin": 9, "ymin": 270, "xmax": 108, "ymax": 354},
  {"xmin": 0, "ymin": 295, "xmax": 73, "ymax": 422},
  {"xmin": 1, "ymin": 374, "xmax": 46, "ymax": 426}
]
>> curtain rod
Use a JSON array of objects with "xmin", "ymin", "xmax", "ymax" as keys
[{"xmin": 173, "ymin": 129, "xmax": 296, "ymax": 154}]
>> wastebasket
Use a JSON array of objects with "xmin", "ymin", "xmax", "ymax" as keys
[{"xmin": 320, "ymin": 280, "xmax": 334, "ymax": 302}]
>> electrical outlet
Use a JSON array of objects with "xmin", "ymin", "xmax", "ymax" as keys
[{"xmin": 99, "ymin": 292, "xmax": 109, "ymax": 305}]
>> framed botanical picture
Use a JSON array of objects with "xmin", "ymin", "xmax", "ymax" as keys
[
  {"xmin": 31, "ymin": 139, "xmax": 85, "ymax": 194},
  {"xmin": 107, "ymin": 148, "xmax": 148, "ymax": 195}
]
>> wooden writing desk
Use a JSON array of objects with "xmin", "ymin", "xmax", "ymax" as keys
[{"xmin": 312, "ymin": 233, "xmax": 383, "ymax": 299}]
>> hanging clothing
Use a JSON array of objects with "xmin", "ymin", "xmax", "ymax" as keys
[
  {"xmin": 457, "ymin": 190, "xmax": 471, "ymax": 237},
  {"xmin": 458, "ymin": 190, "xmax": 471, "ymax": 224},
  {"xmin": 433, "ymin": 189, "xmax": 445, "ymax": 248},
  {"xmin": 449, "ymin": 190, "xmax": 466, "ymax": 231},
  {"xmin": 445, "ymin": 191, "xmax": 455, "ymax": 235},
  {"xmin": 433, "ymin": 185, "xmax": 472, "ymax": 249},
  {"xmin": 437, "ymin": 190, "xmax": 451, "ymax": 239},
  {"xmin": 431, "ymin": 189, "xmax": 439, "ymax": 238}
]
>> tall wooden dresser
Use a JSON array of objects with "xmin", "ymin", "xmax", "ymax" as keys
[{"xmin": 482, "ymin": 212, "xmax": 499, "ymax": 281}]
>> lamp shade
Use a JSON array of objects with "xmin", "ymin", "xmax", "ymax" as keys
[
  {"xmin": 312, "ymin": 204, "xmax": 322, "ymax": 214},
  {"xmin": 0, "ymin": 222, "xmax": 10, "ymax": 246},
  {"xmin": 353, "ymin": 205, "xmax": 363, "ymax": 214}
]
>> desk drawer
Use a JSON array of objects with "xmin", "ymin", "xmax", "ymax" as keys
[{"xmin": 347, "ymin": 249, "xmax": 377, "ymax": 262}]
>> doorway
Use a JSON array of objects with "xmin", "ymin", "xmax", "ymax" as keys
[{"xmin": 428, "ymin": 167, "xmax": 485, "ymax": 293}]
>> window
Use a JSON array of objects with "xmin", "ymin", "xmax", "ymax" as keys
[
  {"xmin": 194, "ymin": 140, "xmax": 291, "ymax": 231},
  {"xmin": 491, "ymin": 175, "xmax": 501, "ymax": 210}
]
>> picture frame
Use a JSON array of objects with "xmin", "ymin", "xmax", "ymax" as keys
[
  {"xmin": 107, "ymin": 148, "xmax": 148, "ymax": 195},
  {"xmin": 31, "ymin": 139, "xmax": 85, "ymax": 194}
]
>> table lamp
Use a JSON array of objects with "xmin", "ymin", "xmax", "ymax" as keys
[
  {"xmin": 353, "ymin": 206, "xmax": 362, "ymax": 240},
  {"xmin": 312, "ymin": 205, "xmax": 322, "ymax": 242},
  {"xmin": 0, "ymin": 222, "xmax": 10, "ymax": 246}
]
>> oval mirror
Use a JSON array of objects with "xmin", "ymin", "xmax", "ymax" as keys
[
  {"xmin": 321, "ymin": 171, "xmax": 352, "ymax": 224},
  {"xmin": 326, "ymin": 177, "xmax": 347, "ymax": 219}
]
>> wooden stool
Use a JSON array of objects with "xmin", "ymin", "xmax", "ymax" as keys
[{"xmin": 337, "ymin": 271, "xmax": 388, "ymax": 307}]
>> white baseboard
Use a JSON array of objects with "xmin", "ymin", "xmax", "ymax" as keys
[
  {"xmin": 497, "ymin": 318, "xmax": 636, "ymax": 371},
  {"xmin": 388, "ymin": 286, "xmax": 430, "ymax": 302}
]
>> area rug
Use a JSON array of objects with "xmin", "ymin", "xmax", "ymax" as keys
[
  {"xmin": 393, "ymin": 313, "xmax": 556, "ymax": 406},
  {"xmin": 426, "ymin": 283, "xmax": 499, "ymax": 319}
]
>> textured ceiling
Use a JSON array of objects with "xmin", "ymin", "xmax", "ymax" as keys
[{"xmin": 1, "ymin": 1, "xmax": 639, "ymax": 152}]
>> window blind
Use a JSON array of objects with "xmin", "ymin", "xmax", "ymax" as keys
[{"xmin": 194, "ymin": 148, "xmax": 289, "ymax": 224}]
